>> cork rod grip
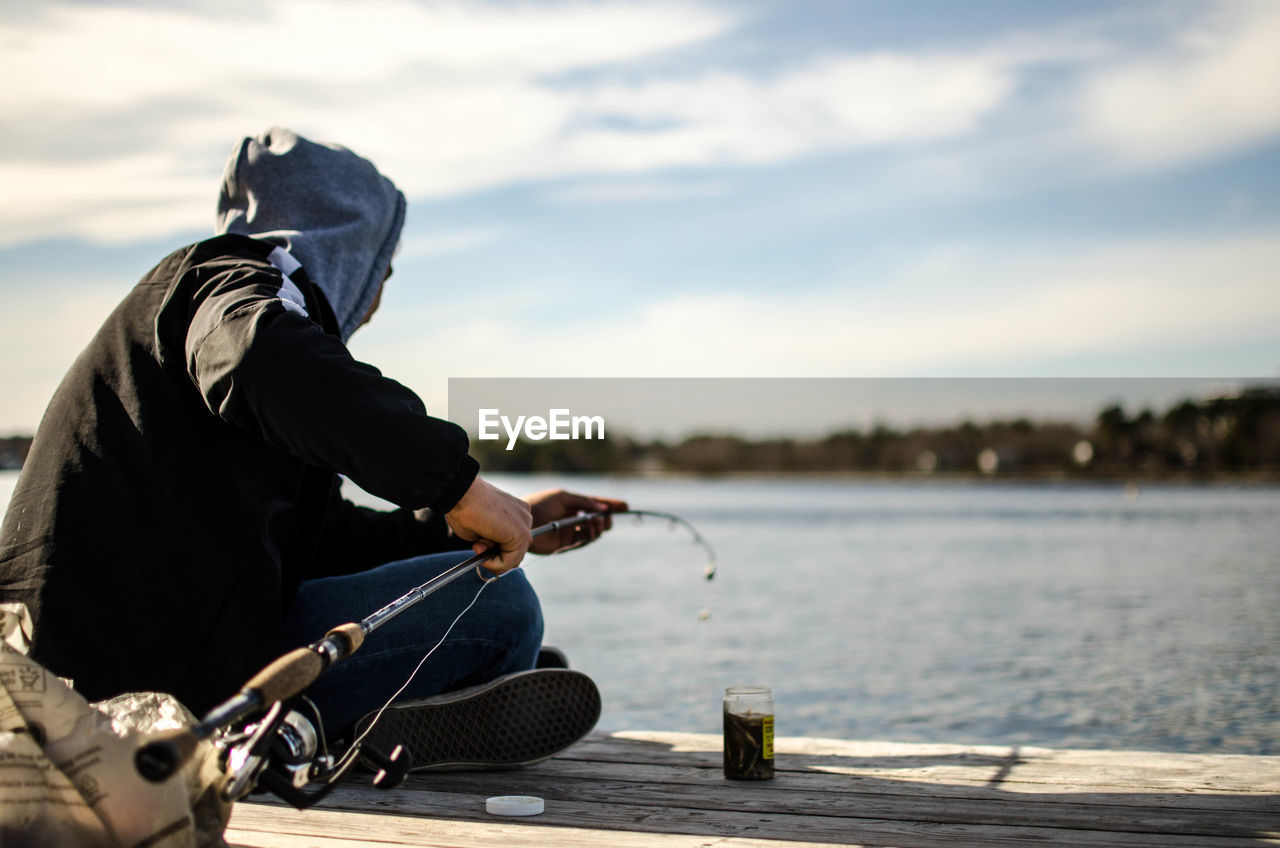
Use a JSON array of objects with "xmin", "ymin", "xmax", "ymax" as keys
[
  {"xmin": 326, "ymin": 622, "xmax": 365, "ymax": 657},
  {"xmin": 243, "ymin": 647, "xmax": 324, "ymax": 704}
]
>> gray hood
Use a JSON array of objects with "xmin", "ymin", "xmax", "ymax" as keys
[{"xmin": 215, "ymin": 127, "xmax": 405, "ymax": 341}]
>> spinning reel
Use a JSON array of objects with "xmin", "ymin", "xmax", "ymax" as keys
[
  {"xmin": 134, "ymin": 617, "xmax": 414, "ymax": 809},
  {"xmin": 218, "ymin": 699, "xmax": 408, "ymax": 809}
]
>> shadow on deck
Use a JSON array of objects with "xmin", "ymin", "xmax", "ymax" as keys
[{"xmin": 227, "ymin": 731, "xmax": 1280, "ymax": 847}]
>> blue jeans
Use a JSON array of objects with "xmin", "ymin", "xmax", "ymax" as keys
[{"xmin": 281, "ymin": 551, "xmax": 544, "ymax": 737}]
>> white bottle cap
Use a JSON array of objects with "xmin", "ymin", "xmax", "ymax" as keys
[{"xmin": 486, "ymin": 795, "xmax": 545, "ymax": 816}]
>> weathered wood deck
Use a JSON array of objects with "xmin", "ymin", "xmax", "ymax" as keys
[{"xmin": 226, "ymin": 731, "xmax": 1280, "ymax": 847}]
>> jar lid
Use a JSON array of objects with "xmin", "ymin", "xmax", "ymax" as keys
[{"xmin": 486, "ymin": 795, "xmax": 545, "ymax": 816}]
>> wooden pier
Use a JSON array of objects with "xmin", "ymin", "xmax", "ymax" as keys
[{"xmin": 226, "ymin": 730, "xmax": 1280, "ymax": 847}]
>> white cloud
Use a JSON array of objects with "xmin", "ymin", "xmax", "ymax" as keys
[
  {"xmin": 397, "ymin": 226, "xmax": 507, "ymax": 260},
  {"xmin": 0, "ymin": 0, "xmax": 739, "ymax": 244},
  {"xmin": 0, "ymin": 0, "xmax": 734, "ymax": 109},
  {"xmin": 6, "ymin": 228, "xmax": 1275, "ymax": 433},
  {"xmin": 3, "ymin": 1, "xmax": 1280, "ymax": 250},
  {"xmin": 1074, "ymin": 0, "xmax": 1280, "ymax": 170},
  {"xmin": 0, "ymin": 0, "xmax": 1024, "ymax": 245},
  {"xmin": 2, "ymin": 1, "xmax": 1278, "ymax": 437},
  {"xmin": 547, "ymin": 179, "xmax": 733, "ymax": 205},
  {"xmin": 12, "ymin": 0, "xmax": 1279, "ymax": 248},
  {"xmin": 0, "ymin": 156, "xmax": 211, "ymax": 247},
  {"xmin": 0, "ymin": 279, "xmax": 129, "ymax": 433},
  {"xmin": 558, "ymin": 52, "xmax": 1016, "ymax": 171},
  {"xmin": 355, "ymin": 229, "xmax": 1280, "ymax": 408}
]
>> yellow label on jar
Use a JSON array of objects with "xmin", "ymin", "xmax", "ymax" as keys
[{"xmin": 762, "ymin": 716, "xmax": 774, "ymax": 759}]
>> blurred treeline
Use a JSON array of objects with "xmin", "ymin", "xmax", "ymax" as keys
[
  {"xmin": 2, "ymin": 387, "xmax": 1277, "ymax": 478},
  {"xmin": 470, "ymin": 386, "xmax": 1280, "ymax": 479}
]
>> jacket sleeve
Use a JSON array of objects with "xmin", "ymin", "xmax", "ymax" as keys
[
  {"xmin": 308, "ymin": 487, "xmax": 474, "ymax": 578},
  {"xmin": 179, "ymin": 264, "xmax": 478, "ymax": 512}
]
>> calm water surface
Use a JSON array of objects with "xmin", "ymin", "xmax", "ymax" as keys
[
  {"xmin": 3, "ymin": 470, "xmax": 1276, "ymax": 754},
  {"xmin": 491, "ymin": 474, "xmax": 1280, "ymax": 755}
]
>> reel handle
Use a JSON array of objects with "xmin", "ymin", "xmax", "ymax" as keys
[{"xmin": 362, "ymin": 742, "xmax": 412, "ymax": 790}]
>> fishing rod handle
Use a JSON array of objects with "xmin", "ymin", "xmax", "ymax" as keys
[
  {"xmin": 135, "ymin": 622, "xmax": 365, "ymax": 783},
  {"xmin": 245, "ymin": 622, "xmax": 365, "ymax": 704}
]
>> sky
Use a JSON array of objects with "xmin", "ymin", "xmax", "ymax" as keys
[{"xmin": 1, "ymin": 0, "xmax": 1278, "ymax": 435}]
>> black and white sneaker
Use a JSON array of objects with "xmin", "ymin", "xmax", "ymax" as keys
[{"xmin": 354, "ymin": 669, "xmax": 601, "ymax": 772}]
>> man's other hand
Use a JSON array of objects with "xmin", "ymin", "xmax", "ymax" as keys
[{"xmin": 524, "ymin": 490, "xmax": 629, "ymax": 555}]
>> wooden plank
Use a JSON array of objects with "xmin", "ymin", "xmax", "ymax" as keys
[
  {"xmin": 387, "ymin": 765, "xmax": 1280, "ymax": 838},
  {"xmin": 568, "ymin": 732, "xmax": 1280, "ymax": 795},
  {"xmin": 228, "ymin": 792, "xmax": 1280, "ymax": 848},
  {"xmin": 520, "ymin": 754, "xmax": 1280, "ymax": 814},
  {"xmin": 227, "ymin": 805, "xmax": 884, "ymax": 848},
  {"xmin": 223, "ymin": 733, "xmax": 1280, "ymax": 848},
  {"xmin": 227, "ymin": 804, "xmax": 848, "ymax": 848}
]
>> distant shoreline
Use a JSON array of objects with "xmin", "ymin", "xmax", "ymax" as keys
[
  {"xmin": 6, "ymin": 385, "xmax": 1278, "ymax": 480},
  {"xmin": 6, "ymin": 466, "xmax": 1279, "ymax": 488},
  {"xmin": 482, "ymin": 468, "xmax": 1280, "ymax": 484}
]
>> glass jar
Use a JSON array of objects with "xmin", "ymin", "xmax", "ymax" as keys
[{"xmin": 723, "ymin": 686, "xmax": 774, "ymax": 780}]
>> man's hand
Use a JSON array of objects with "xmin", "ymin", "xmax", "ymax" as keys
[
  {"xmin": 524, "ymin": 489, "xmax": 629, "ymax": 555},
  {"xmin": 445, "ymin": 477, "xmax": 533, "ymax": 574}
]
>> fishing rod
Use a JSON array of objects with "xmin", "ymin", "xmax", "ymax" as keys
[
  {"xmin": 134, "ymin": 508, "xmax": 713, "ymax": 808},
  {"xmin": 361, "ymin": 509, "xmax": 712, "ymax": 636}
]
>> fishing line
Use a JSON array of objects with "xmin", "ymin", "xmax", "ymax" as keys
[
  {"xmin": 619, "ymin": 510, "xmax": 717, "ymax": 580},
  {"xmin": 332, "ymin": 575, "xmax": 493, "ymax": 774}
]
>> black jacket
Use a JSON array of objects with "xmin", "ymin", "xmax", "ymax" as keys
[{"xmin": 0, "ymin": 235, "xmax": 478, "ymax": 715}]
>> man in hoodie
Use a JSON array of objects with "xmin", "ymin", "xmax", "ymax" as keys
[{"xmin": 0, "ymin": 127, "xmax": 617, "ymax": 770}]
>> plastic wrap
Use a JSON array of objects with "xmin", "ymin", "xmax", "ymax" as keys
[{"xmin": 0, "ymin": 603, "xmax": 231, "ymax": 848}]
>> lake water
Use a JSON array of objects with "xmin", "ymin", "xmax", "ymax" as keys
[{"xmin": 3, "ymin": 469, "xmax": 1277, "ymax": 754}]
